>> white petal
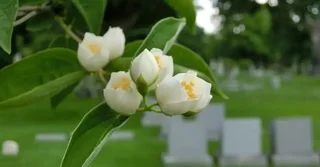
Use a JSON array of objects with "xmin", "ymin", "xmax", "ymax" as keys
[
  {"xmin": 130, "ymin": 49, "xmax": 159, "ymax": 85},
  {"xmin": 161, "ymin": 99, "xmax": 199, "ymax": 116},
  {"xmin": 82, "ymin": 32, "xmax": 98, "ymax": 45},
  {"xmin": 104, "ymin": 88, "xmax": 142, "ymax": 115},
  {"xmin": 150, "ymin": 48, "xmax": 163, "ymax": 55},
  {"xmin": 103, "ymin": 27, "xmax": 125, "ymax": 60},
  {"xmin": 156, "ymin": 76, "xmax": 187, "ymax": 105},
  {"xmin": 106, "ymin": 71, "xmax": 127, "ymax": 89},
  {"xmin": 192, "ymin": 82, "xmax": 212, "ymax": 112},
  {"xmin": 77, "ymin": 44, "xmax": 97, "ymax": 71}
]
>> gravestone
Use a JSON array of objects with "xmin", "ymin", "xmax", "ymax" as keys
[
  {"xmin": 162, "ymin": 119, "xmax": 213, "ymax": 166},
  {"xmin": 141, "ymin": 96, "xmax": 163, "ymax": 127},
  {"xmin": 159, "ymin": 116, "xmax": 183, "ymax": 139},
  {"xmin": 2, "ymin": 140, "xmax": 19, "ymax": 156},
  {"xmin": 35, "ymin": 133, "xmax": 67, "ymax": 142},
  {"xmin": 196, "ymin": 103, "xmax": 225, "ymax": 141},
  {"xmin": 219, "ymin": 118, "xmax": 267, "ymax": 166},
  {"xmin": 217, "ymin": 59, "xmax": 225, "ymax": 76},
  {"xmin": 229, "ymin": 66, "xmax": 240, "ymax": 80},
  {"xmin": 109, "ymin": 131, "xmax": 134, "ymax": 141},
  {"xmin": 270, "ymin": 75, "xmax": 281, "ymax": 90},
  {"xmin": 270, "ymin": 117, "xmax": 320, "ymax": 166}
]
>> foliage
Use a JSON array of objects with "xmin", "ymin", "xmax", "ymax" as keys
[{"xmin": 0, "ymin": 0, "xmax": 226, "ymax": 167}]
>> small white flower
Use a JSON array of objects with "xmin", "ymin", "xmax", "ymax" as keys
[
  {"xmin": 103, "ymin": 27, "xmax": 125, "ymax": 60},
  {"xmin": 104, "ymin": 71, "xmax": 142, "ymax": 115},
  {"xmin": 77, "ymin": 33, "xmax": 109, "ymax": 71},
  {"xmin": 149, "ymin": 48, "xmax": 174, "ymax": 90},
  {"xmin": 130, "ymin": 49, "xmax": 159, "ymax": 86},
  {"xmin": 156, "ymin": 70, "xmax": 212, "ymax": 116}
]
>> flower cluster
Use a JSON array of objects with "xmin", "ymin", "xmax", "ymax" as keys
[
  {"xmin": 77, "ymin": 28, "xmax": 212, "ymax": 116},
  {"xmin": 77, "ymin": 27, "xmax": 125, "ymax": 71}
]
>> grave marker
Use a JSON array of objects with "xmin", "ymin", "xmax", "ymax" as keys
[{"xmin": 219, "ymin": 118, "xmax": 267, "ymax": 166}]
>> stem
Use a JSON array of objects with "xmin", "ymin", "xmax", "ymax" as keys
[
  {"xmin": 143, "ymin": 97, "xmax": 148, "ymax": 107},
  {"xmin": 136, "ymin": 108, "xmax": 144, "ymax": 112},
  {"xmin": 150, "ymin": 108, "xmax": 161, "ymax": 113},
  {"xmin": 14, "ymin": 11, "xmax": 38, "ymax": 26},
  {"xmin": 19, "ymin": 5, "xmax": 50, "ymax": 12},
  {"xmin": 55, "ymin": 17, "xmax": 82, "ymax": 43},
  {"xmin": 149, "ymin": 102, "xmax": 159, "ymax": 108},
  {"xmin": 98, "ymin": 69, "xmax": 107, "ymax": 84}
]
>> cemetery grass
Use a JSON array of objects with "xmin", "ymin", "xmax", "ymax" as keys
[{"xmin": 1, "ymin": 76, "xmax": 320, "ymax": 167}]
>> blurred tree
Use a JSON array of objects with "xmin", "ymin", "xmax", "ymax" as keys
[{"xmin": 214, "ymin": 0, "xmax": 318, "ymax": 73}]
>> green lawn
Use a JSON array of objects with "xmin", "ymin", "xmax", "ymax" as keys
[{"xmin": 1, "ymin": 76, "xmax": 320, "ymax": 167}]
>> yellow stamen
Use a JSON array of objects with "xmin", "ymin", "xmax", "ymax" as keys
[
  {"xmin": 154, "ymin": 55, "xmax": 162, "ymax": 69},
  {"xmin": 88, "ymin": 44, "xmax": 101, "ymax": 55},
  {"xmin": 113, "ymin": 76, "xmax": 130, "ymax": 90},
  {"xmin": 181, "ymin": 81, "xmax": 197, "ymax": 99}
]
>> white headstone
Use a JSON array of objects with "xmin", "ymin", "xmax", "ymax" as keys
[
  {"xmin": 35, "ymin": 133, "xmax": 67, "ymax": 142},
  {"xmin": 271, "ymin": 75, "xmax": 281, "ymax": 90},
  {"xmin": 217, "ymin": 59, "xmax": 225, "ymax": 76},
  {"xmin": 162, "ymin": 119, "xmax": 213, "ymax": 166},
  {"xmin": 219, "ymin": 118, "xmax": 267, "ymax": 166},
  {"xmin": 270, "ymin": 117, "xmax": 320, "ymax": 166},
  {"xmin": 229, "ymin": 66, "xmax": 240, "ymax": 80},
  {"xmin": 159, "ymin": 116, "xmax": 183, "ymax": 139},
  {"xmin": 109, "ymin": 131, "xmax": 134, "ymax": 141},
  {"xmin": 2, "ymin": 140, "xmax": 19, "ymax": 156},
  {"xmin": 141, "ymin": 97, "xmax": 164, "ymax": 126},
  {"xmin": 196, "ymin": 103, "xmax": 225, "ymax": 141}
]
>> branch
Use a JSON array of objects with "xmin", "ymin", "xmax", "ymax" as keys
[
  {"xmin": 14, "ymin": 11, "xmax": 38, "ymax": 26},
  {"xmin": 19, "ymin": 5, "xmax": 50, "ymax": 12},
  {"xmin": 55, "ymin": 17, "xmax": 82, "ymax": 43}
]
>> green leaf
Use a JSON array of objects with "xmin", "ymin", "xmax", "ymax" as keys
[
  {"xmin": 165, "ymin": 0, "xmax": 196, "ymax": 32},
  {"xmin": 51, "ymin": 82, "xmax": 80, "ymax": 109},
  {"xmin": 19, "ymin": 0, "xmax": 46, "ymax": 6},
  {"xmin": 135, "ymin": 17, "xmax": 186, "ymax": 56},
  {"xmin": 49, "ymin": 36, "xmax": 78, "ymax": 50},
  {"xmin": 0, "ymin": 48, "xmax": 85, "ymax": 108},
  {"xmin": 26, "ymin": 14, "xmax": 54, "ymax": 32},
  {"xmin": 0, "ymin": 0, "xmax": 18, "ymax": 54},
  {"xmin": 61, "ymin": 102, "xmax": 129, "ymax": 167},
  {"xmin": 72, "ymin": 0, "xmax": 107, "ymax": 34},
  {"xmin": 122, "ymin": 40, "xmax": 143, "ymax": 57},
  {"xmin": 105, "ymin": 57, "xmax": 132, "ymax": 72}
]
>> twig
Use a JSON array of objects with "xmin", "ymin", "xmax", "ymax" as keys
[
  {"xmin": 14, "ymin": 11, "xmax": 38, "ymax": 26},
  {"xmin": 55, "ymin": 17, "xmax": 82, "ymax": 43},
  {"xmin": 19, "ymin": 5, "xmax": 50, "ymax": 12}
]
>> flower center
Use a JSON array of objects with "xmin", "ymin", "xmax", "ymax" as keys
[
  {"xmin": 87, "ymin": 44, "xmax": 101, "ymax": 55},
  {"xmin": 181, "ymin": 81, "xmax": 197, "ymax": 99},
  {"xmin": 154, "ymin": 55, "xmax": 162, "ymax": 69},
  {"xmin": 113, "ymin": 76, "xmax": 131, "ymax": 90}
]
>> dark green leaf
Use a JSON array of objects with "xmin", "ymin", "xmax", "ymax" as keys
[
  {"xmin": 26, "ymin": 14, "xmax": 54, "ymax": 32},
  {"xmin": 49, "ymin": 36, "xmax": 78, "ymax": 50},
  {"xmin": 135, "ymin": 17, "xmax": 185, "ymax": 56},
  {"xmin": 165, "ymin": 0, "xmax": 196, "ymax": 32},
  {"xmin": 0, "ymin": 48, "xmax": 85, "ymax": 108},
  {"xmin": 0, "ymin": 0, "xmax": 18, "ymax": 54},
  {"xmin": 61, "ymin": 102, "xmax": 129, "ymax": 167},
  {"xmin": 122, "ymin": 40, "xmax": 143, "ymax": 57},
  {"xmin": 51, "ymin": 82, "xmax": 80, "ymax": 109},
  {"xmin": 72, "ymin": 0, "xmax": 108, "ymax": 34},
  {"xmin": 105, "ymin": 57, "xmax": 132, "ymax": 72},
  {"xmin": 19, "ymin": 0, "xmax": 46, "ymax": 6}
]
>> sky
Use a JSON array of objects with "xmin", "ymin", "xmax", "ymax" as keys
[{"xmin": 195, "ymin": 0, "xmax": 219, "ymax": 34}]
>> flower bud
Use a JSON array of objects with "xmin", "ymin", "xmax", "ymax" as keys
[
  {"xmin": 156, "ymin": 70, "xmax": 212, "ymax": 115},
  {"xmin": 77, "ymin": 33, "xmax": 109, "ymax": 71},
  {"xmin": 130, "ymin": 49, "xmax": 159, "ymax": 95},
  {"xmin": 103, "ymin": 27, "xmax": 125, "ymax": 60},
  {"xmin": 104, "ymin": 71, "xmax": 142, "ymax": 115},
  {"xmin": 149, "ymin": 48, "xmax": 174, "ymax": 90}
]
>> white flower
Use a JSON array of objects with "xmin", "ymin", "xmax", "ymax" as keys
[
  {"xmin": 77, "ymin": 33, "xmax": 109, "ymax": 71},
  {"xmin": 130, "ymin": 49, "xmax": 159, "ymax": 86},
  {"xmin": 103, "ymin": 27, "xmax": 125, "ymax": 60},
  {"xmin": 156, "ymin": 70, "xmax": 212, "ymax": 116},
  {"xmin": 149, "ymin": 48, "xmax": 174, "ymax": 90},
  {"xmin": 104, "ymin": 71, "xmax": 142, "ymax": 115}
]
